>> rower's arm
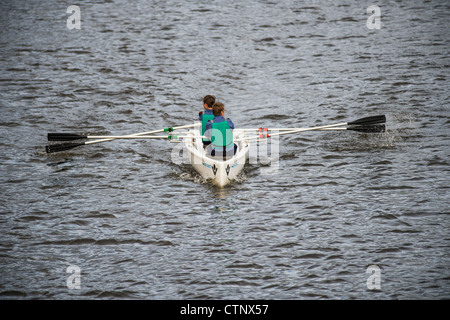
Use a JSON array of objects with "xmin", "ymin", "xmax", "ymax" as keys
[
  {"xmin": 204, "ymin": 122, "xmax": 212, "ymax": 139},
  {"xmin": 227, "ymin": 119, "xmax": 235, "ymax": 130}
]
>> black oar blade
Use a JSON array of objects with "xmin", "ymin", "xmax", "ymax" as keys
[
  {"xmin": 48, "ymin": 133, "xmax": 87, "ymax": 141},
  {"xmin": 347, "ymin": 124, "xmax": 385, "ymax": 133},
  {"xmin": 348, "ymin": 115, "xmax": 386, "ymax": 126},
  {"xmin": 45, "ymin": 142, "xmax": 85, "ymax": 153}
]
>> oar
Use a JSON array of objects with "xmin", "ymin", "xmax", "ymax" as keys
[
  {"xmin": 48, "ymin": 123, "xmax": 200, "ymax": 141},
  {"xmin": 45, "ymin": 134, "xmax": 207, "ymax": 153},
  {"xmin": 236, "ymin": 124, "xmax": 385, "ymax": 133},
  {"xmin": 51, "ymin": 135, "xmax": 206, "ymax": 140},
  {"xmin": 268, "ymin": 115, "xmax": 385, "ymax": 138},
  {"xmin": 48, "ymin": 134, "xmax": 201, "ymax": 140},
  {"xmin": 46, "ymin": 123, "xmax": 200, "ymax": 153},
  {"xmin": 275, "ymin": 125, "xmax": 384, "ymax": 133},
  {"xmin": 236, "ymin": 115, "xmax": 386, "ymax": 141}
]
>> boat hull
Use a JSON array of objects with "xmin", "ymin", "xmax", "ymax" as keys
[{"xmin": 183, "ymin": 129, "xmax": 249, "ymax": 187}]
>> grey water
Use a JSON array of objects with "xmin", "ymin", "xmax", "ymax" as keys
[{"xmin": 0, "ymin": 0, "xmax": 449, "ymax": 299}]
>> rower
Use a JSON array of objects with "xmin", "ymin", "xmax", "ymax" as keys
[
  {"xmin": 205, "ymin": 102, "xmax": 237, "ymax": 158},
  {"xmin": 198, "ymin": 95, "xmax": 215, "ymax": 146}
]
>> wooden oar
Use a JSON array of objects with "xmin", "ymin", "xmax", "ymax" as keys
[{"xmin": 46, "ymin": 123, "xmax": 200, "ymax": 153}]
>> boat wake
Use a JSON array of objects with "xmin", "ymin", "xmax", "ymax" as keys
[
  {"xmin": 172, "ymin": 165, "xmax": 248, "ymax": 187},
  {"xmin": 170, "ymin": 166, "xmax": 208, "ymax": 185}
]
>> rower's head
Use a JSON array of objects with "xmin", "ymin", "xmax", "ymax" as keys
[
  {"xmin": 203, "ymin": 95, "xmax": 215, "ymax": 109},
  {"xmin": 212, "ymin": 102, "xmax": 225, "ymax": 117}
]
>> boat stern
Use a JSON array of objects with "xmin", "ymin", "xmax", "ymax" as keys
[{"xmin": 183, "ymin": 129, "xmax": 248, "ymax": 187}]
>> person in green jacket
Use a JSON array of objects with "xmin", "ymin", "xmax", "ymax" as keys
[
  {"xmin": 204, "ymin": 102, "xmax": 237, "ymax": 158},
  {"xmin": 198, "ymin": 95, "xmax": 215, "ymax": 146}
]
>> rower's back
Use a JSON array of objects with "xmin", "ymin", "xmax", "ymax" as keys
[
  {"xmin": 205, "ymin": 102, "xmax": 237, "ymax": 158},
  {"xmin": 199, "ymin": 95, "xmax": 215, "ymax": 146}
]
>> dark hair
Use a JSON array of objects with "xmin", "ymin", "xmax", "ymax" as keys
[
  {"xmin": 212, "ymin": 102, "xmax": 224, "ymax": 116},
  {"xmin": 203, "ymin": 95, "xmax": 215, "ymax": 108}
]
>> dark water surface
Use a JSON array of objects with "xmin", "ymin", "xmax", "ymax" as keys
[{"xmin": 0, "ymin": 0, "xmax": 449, "ymax": 299}]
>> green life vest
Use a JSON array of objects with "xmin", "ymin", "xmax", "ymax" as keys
[
  {"xmin": 201, "ymin": 112, "xmax": 214, "ymax": 142},
  {"xmin": 210, "ymin": 119, "xmax": 234, "ymax": 148}
]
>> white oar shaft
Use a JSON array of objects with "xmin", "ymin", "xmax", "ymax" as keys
[
  {"xmin": 268, "ymin": 122, "xmax": 348, "ymax": 137},
  {"xmin": 87, "ymin": 135, "xmax": 171, "ymax": 139},
  {"xmin": 84, "ymin": 123, "xmax": 200, "ymax": 145},
  {"xmin": 235, "ymin": 122, "xmax": 348, "ymax": 142},
  {"xmin": 84, "ymin": 135, "xmax": 206, "ymax": 142},
  {"xmin": 273, "ymin": 128, "xmax": 348, "ymax": 131},
  {"xmin": 236, "ymin": 127, "xmax": 348, "ymax": 132}
]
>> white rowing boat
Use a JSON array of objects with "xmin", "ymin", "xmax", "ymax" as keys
[
  {"xmin": 183, "ymin": 127, "xmax": 249, "ymax": 187},
  {"xmin": 46, "ymin": 115, "xmax": 386, "ymax": 187}
]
